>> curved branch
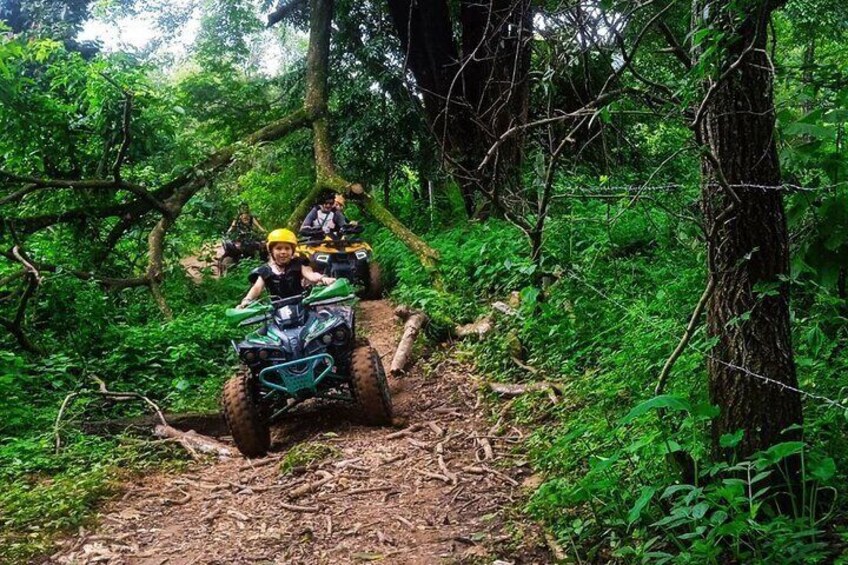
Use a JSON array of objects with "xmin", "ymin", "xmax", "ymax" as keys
[
  {"xmin": 359, "ymin": 192, "xmax": 439, "ymax": 268},
  {"xmin": 1, "ymin": 248, "xmax": 150, "ymax": 289},
  {"xmin": 656, "ymin": 21, "xmax": 692, "ymax": 70},
  {"xmin": 267, "ymin": 0, "xmax": 307, "ymax": 27},
  {"xmin": 111, "ymin": 92, "xmax": 133, "ymax": 181},
  {"xmin": 655, "ymin": 277, "xmax": 715, "ymax": 395},
  {"xmin": 0, "ymin": 172, "xmax": 158, "ymax": 204},
  {"xmin": 0, "ymin": 250, "xmax": 42, "ymax": 354}
]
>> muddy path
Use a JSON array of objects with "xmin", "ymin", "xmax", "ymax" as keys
[
  {"xmin": 180, "ymin": 245, "xmax": 219, "ymax": 282},
  {"xmin": 49, "ymin": 300, "xmax": 551, "ymax": 564}
]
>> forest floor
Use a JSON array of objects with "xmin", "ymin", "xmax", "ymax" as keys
[
  {"xmin": 179, "ymin": 245, "xmax": 219, "ymax": 282},
  {"xmin": 47, "ymin": 300, "xmax": 552, "ymax": 564}
]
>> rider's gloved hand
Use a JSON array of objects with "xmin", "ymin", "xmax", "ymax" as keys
[
  {"xmin": 319, "ymin": 276, "xmax": 336, "ymax": 286},
  {"xmin": 236, "ymin": 299, "xmax": 251, "ymax": 309}
]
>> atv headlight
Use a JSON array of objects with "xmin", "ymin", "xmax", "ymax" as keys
[
  {"xmin": 315, "ymin": 254, "xmax": 330, "ymax": 263},
  {"xmin": 243, "ymin": 350, "xmax": 256, "ymax": 362},
  {"xmin": 259, "ymin": 349, "xmax": 269, "ymax": 360},
  {"xmin": 355, "ymin": 251, "xmax": 368, "ymax": 260},
  {"xmin": 332, "ymin": 327, "xmax": 349, "ymax": 345},
  {"xmin": 321, "ymin": 333, "xmax": 333, "ymax": 344}
]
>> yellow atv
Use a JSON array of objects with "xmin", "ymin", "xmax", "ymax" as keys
[{"xmin": 298, "ymin": 225, "xmax": 382, "ymax": 299}]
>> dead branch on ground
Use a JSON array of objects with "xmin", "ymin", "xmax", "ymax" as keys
[
  {"xmin": 53, "ymin": 375, "xmax": 229, "ymax": 459},
  {"xmin": 390, "ymin": 309, "xmax": 428, "ymax": 375}
]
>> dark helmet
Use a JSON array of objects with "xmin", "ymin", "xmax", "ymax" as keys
[
  {"xmin": 238, "ymin": 201, "xmax": 250, "ymax": 212},
  {"xmin": 316, "ymin": 190, "xmax": 336, "ymax": 206}
]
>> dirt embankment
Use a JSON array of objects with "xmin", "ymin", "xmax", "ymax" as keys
[{"xmin": 49, "ymin": 300, "xmax": 551, "ymax": 564}]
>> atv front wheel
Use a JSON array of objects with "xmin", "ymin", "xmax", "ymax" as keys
[
  {"xmin": 350, "ymin": 344, "xmax": 393, "ymax": 424},
  {"xmin": 217, "ymin": 255, "xmax": 236, "ymax": 277},
  {"xmin": 221, "ymin": 374, "xmax": 270, "ymax": 457},
  {"xmin": 364, "ymin": 262, "xmax": 383, "ymax": 300}
]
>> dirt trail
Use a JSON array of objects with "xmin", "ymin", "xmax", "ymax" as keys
[
  {"xmin": 180, "ymin": 245, "xmax": 219, "ymax": 282},
  {"xmin": 49, "ymin": 300, "xmax": 550, "ymax": 564}
]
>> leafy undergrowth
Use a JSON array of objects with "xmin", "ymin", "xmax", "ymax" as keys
[
  {"xmin": 0, "ymin": 265, "xmax": 250, "ymax": 560},
  {"xmin": 278, "ymin": 441, "xmax": 340, "ymax": 475},
  {"xmin": 0, "ymin": 432, "xmax": 193, "ymax": 562},
  {"xmin": 374, "ymin": 213, "xmax": 848, "ymax": 563},
  {"xmin": 4, "ymin": 208, "xmax": 848, "ymax": 562}
]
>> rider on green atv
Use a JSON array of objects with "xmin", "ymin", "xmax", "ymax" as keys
[{"xmin": 237, "ymin": 228, "xmax": 336, "ymax": 308}]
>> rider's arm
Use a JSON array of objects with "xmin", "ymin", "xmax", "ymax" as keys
[
  {"xmin": 301, "ymin": 209, "xmax": 317, "ymax": 230},
  {"xmin": 226, "ymin": 220, "xmax": 236, "ymax": 235},
  {"xmin": 334, "ymin": 211, "xmax": 347, "ymax": 227},
  {"xmin": 238, "ymin": 277, "xmax": 265, "ymax": 308},
  {"xmin": 252, "ymin": 218, "xmax": 267, "ymax": 233},
  {"xmin": 302, "ymin": 264, "xmax": 335, "ymax": 286}
]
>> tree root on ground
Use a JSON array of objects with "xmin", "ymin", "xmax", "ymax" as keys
[{"xmin": 54, "ymin": 375, "xmax": 231, "ymax": 459}]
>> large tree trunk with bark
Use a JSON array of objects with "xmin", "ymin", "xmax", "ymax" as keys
[
  {"xmin": 385, "ymin": 0, "xmax": 533, "ymax": 216},
  {"xmin": 284, "ymin": 0, "xmax": 439, "ymax": 269},
  {"xmin": 695, "ymin": 0, "xmax": 802, "ymax": 461}
]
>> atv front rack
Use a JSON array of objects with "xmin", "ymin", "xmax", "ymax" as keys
[
  {"xmin": 258, "ymin": 353, "xmax": 355, "ymax": 421},
  {"xmin": 258, "ymin": 353, "xmax": 335, "ymax": 396}
]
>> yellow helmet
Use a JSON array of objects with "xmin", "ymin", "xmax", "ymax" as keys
[{"xmin": 266, "ymin": 228, "xmax": 298, "ymax": 251}]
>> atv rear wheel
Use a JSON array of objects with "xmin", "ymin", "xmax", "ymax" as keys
[
  {"xmin": 221, "ymin": 374, "xmax": 270, "ymax": 457},
  {"xmin": 217, "ymin": 255, "xmax": 236, "ymax": 277},
  {"xmin": 350, "ymin": 344, "xmax": 393, "ymax": 424},
  {"xmin": 364, "ymin": 262, "xmax": 383, "ymax": 300}
]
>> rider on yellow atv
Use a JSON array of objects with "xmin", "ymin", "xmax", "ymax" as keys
[
  {"xmin": 301, "ymin": 191, "xmax": 347, "ymax": 235},
  {"xmin": 298, "ymin": 191, "xmax": 382, "ymax": 299}
]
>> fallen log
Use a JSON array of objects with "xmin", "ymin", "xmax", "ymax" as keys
[
  {"xmin": 393, "ymin": 305, "xmax": 416, "ymax": 320},
  {"xmin": 390, "ymin": 310, "xmax": 428, "ymax": 376},
  {"xmin": 452, "ymin": 298, "xmax": 518, "ymax": 341},
  {"xmin": 54, "ymin": 376, "xmax": 170, "ymax": 453},
  {"xmin": 487, "ymin": 382, "xmax": 563, "ymax": 398},
  {"xmin": 81, "ymin": 411, "xmax": 226, "ymax": 436},
  {"xmin": 454, "ymin": 315, "xmax": 493, "ymax": 339},
  {"xmin": 153, "ymin": 425, "xmax": 234, "ymax": 459},
  {"xmin": 492, "ymin": 301, "xmax": 518, "ymax": 316}
]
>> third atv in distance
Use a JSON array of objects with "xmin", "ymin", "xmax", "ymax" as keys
[{"xmin": 298, "ymin": 224, "xmax": 382, "ymax": 299}]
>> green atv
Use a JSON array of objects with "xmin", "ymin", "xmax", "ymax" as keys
[{"xmin": 221, "ymin": 279, "xmax": 393, "ymax": 457}]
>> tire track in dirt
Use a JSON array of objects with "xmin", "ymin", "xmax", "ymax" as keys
[{"xmin": 49, "ymin": 300, "xmax": 551, "ymax": 564}]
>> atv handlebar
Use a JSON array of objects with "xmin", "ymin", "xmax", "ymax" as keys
[
  {"xmin": 340, "ymin": 224, "xmax": 363, "ymax": 235},
  {"xmin": 298, "ymin": 224, "xmax": 364, "ymax": 246},
  {"xmin": 271, "ymin": 293, "xmax": 308, "ymax": 309},
  {"xmin": 227, "ymin": 280, "xmax": 355, "ymax": 325},
  {"xmin": 299, "ymin": 226, "xmax": 324, "ymax": 237}
]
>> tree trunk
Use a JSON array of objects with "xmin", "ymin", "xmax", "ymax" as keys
[
  {"xmin": 383, "ymin": 168, "xmax": 390, "ymax": 208},
  {"xmin": 281, "ymin": 0, "xmax": 439, "ymax": 269},
  {"xmin": 695, "ymin": 0, "xmax": 802, "ymax": 461},
  {"xmin": 385, "ymin": 0, "xmax": 533, "ymax": 217}
]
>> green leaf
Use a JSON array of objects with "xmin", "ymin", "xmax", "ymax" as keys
[
  {"xmin": 763, "ymin": 441, "xmax": 806, "ymax": 463},
  {"xmin": 619, "ymin": 395, "xmax": 691, "ymax": 425},
  {"xmin": 691, "ymin": 502, "xmax": 709, "ymax": 519},
  {"xmin": 691, "ymin": 28, "xmax": 713, "ymax": 46},
  {"xmin": 519, "ymin": 286, "xmax": 541, "ymax": 307},
  {"xmin": 784, "ymin": 122, "xmax": 833, "ymax": 140},
  {"xmin": 810, "ymin": 457, "xmax": 836, "ymax": 482},
  {"xmin": 710, "ymin": 510, "xmax": 728, "ymax": 525},
  {"xmin": 628, "ymin": 486, "xmax": 656, "ymax": 525},
  {"xmin": 719, "ymin": 429, "xmax": 744, "ymax": 448},
  {"xmin": 691, "ymin": 402, "xmax": 720, "ymax": 419},
  {"xmin": 661, "ymin": 484, "xmax": 695, "ymax": 499},
  {"xmin": 750, "ymin": 471, "xmax": 771, "ymax": 484},
  {"xmin": 172, "ymin": 378, "xmax": 190, "ymax": 392}
]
